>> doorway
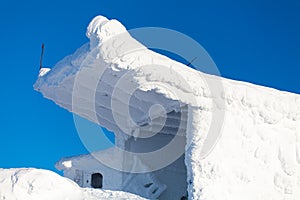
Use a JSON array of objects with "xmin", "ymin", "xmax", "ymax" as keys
[{"xmin": 91, "ymin": 173, "xmax": 103, "ymax": 188}]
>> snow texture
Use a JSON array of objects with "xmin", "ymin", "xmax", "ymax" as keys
[
  {"xmin": 0, "ymin": 168, "xmax": 146, "ymax": 200},
  {"xmin": 34, "ymin": 15, "xmax": 300, "ymax": 200}
]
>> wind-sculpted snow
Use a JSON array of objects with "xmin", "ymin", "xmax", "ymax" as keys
[
  {"xmin": 35, "ymin": 15, "xmax": 300, "ymax": 200},
  {"xmin": 0, "ymin": 168, "xmax": 146, "ymax": 200},
  {"xmin": 188, "ymin": 85, "xmax": 300, "ymax": 199}
]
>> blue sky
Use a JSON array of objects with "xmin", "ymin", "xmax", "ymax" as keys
[{"xmin": 0, "ymin": 0, "xmax": 299, "ymax": 173}]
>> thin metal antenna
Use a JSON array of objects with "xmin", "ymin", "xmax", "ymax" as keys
[
  {"xmin": 186, "ymin": 57, "xmax": 197, "ymax": 67},
  {"xmin": 39, "ymin": 43, "xmax": 45, "ymax": 70}
]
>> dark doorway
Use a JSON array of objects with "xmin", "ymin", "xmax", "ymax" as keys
[{"xmin": 91, "ymin": 173, "xmax": 103, "ymax": 188}]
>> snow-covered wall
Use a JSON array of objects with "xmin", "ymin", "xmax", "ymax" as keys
[
  {"xmin": 34, "ymin": 15, "xmax": 300, "ymax": 200},
  {"xmin": 187, "ymin": 82, "xmax": 300, "ymax": 199}
]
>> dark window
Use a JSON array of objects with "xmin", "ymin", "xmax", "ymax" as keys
[{"xmin": 91, "ymin": 173, "xmax": 103, "ymax": 188}]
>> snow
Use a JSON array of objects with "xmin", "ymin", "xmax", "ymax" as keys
[
  {"xmin": 61, "ymin": 160, "xmax": 73, "ymax": 168},
  {"xmin": 86, "ymin": 16, "xmax": 126, "ymax": 49},
  {"xmin": 34, "ymin": 15, "xmax": 300, "ymax": 200},
  {"xmin": 38, "ymin": 68, "xmax": 50, "ymax": 77},
  {"xmin": 0, "ymin": 168, "xmax": 146, "ymax": 200}
]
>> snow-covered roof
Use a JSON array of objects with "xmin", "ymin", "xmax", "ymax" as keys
[
  {"xmin": 35, "ymin": 16, "xmax": 300, "ymax": 200},
  {"xmin": 33, "ymin": 16, "xmax": 214, "ymax": 139}
]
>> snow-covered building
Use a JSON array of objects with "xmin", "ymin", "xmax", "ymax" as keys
[{"xmin": 35, "ymin": 16, "xmax": 300, "ymax": 200}]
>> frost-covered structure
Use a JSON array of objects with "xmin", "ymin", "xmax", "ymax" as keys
[{"xmin": 35, "ymin": 16, "xmax": 300, "ymax": 200}]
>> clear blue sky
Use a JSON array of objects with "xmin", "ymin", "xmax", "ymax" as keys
[{"xmin": 0, "ymin": 0, "xmax": 299, "ymax": 173}]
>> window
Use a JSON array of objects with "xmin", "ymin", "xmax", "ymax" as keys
[{"xmin": 91, "ymin": 173, "xmax": 103, "ymax": 188}]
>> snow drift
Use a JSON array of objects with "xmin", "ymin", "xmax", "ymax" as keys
[
  {"xmin": 34, "ymin": 15, "xmax": 300, "ymax": 200},
  {"xmin": 0, "ymin": 168, "xmax": 146, "ymax": 200}
]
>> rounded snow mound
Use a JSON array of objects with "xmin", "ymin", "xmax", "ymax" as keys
[
  {"xmin": 82, "ymin": 188, "xmax": 147, "ymax": 200},
  {"xmin": 86, "ymin": 15, "xmax": 126, "ymax": 49},
  {"xmin": 0, "ymin": 168, "xmax": 147, "ymax": 200},
  {"xmin": 0, "ymin": 168, "xmax": 84, "ymax": 200}
]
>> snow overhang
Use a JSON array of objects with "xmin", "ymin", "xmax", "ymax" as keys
[{"xmin": 34, "ymin": 16, "xmax": 220, "ymax": 139}]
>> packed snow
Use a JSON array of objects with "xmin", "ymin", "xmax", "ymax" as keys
[
  {"xmin": 34, "ymin": 15, "xmax": 300, "ymax": 200},
  {"xmin": 0, "ymin": 168, "xmax": 146, "ymax": 200}
]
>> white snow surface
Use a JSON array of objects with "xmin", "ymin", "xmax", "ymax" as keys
[
  {"xmin": 34, "ymin": 15, "xmax": 300, "ymax": 200},
  {"xmin": 0, "ymin": 168, "xmax": 146, "ymax": 200},
  {"xmin": 38, "ymin": 68, "xmax": 51, "ymax": 77}
]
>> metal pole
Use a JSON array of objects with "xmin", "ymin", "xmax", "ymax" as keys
[{"xmin": 39, "ymin": 43, "xmax": 45, "ymax": 70}]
